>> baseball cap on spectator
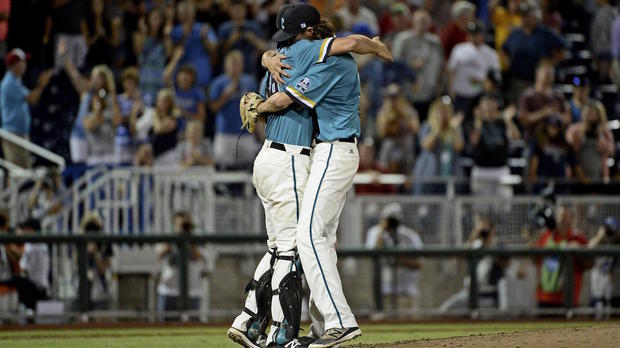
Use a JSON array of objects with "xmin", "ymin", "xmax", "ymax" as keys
[
  {"xmin": 391, "ymin": 3, "xmax": 410, "ymax": 16},
  {"xmin": 272, "ymin": 3, "xmax": 321, "ymax": 43},
  {"xmin": 451, "ymin": 1, "xmax": 476, "ymax": 19},
  {"xmin": 381, "ymin": 203, "xmax": 403, "ymax": 221},
  {"xmin": 351, "ymin": 22, "xmax": 375, "ymax": 37},
  {"xmin": 466, "ymin": 20, "xmax": 484, "ymax": 34},
  {"xmin": 5, "ymin": 48, "xmax": 30, "ymax": 66}
]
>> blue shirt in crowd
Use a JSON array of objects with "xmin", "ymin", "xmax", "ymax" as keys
[
  {"xmin": 170, "ymin": 23, "xmax": 218, "ymax": 87},
  {"xmin": 502, "ymin": 25, "xmax": 568, "ymax": 80},
  {"xmin": 138, "ymin": 37, "xmax": 167, "ymax": 106},
  {"xmin": 217, "ymin": 20, "xmax": 263, "ymax": 77},
  {"xmin": 174, "ymin": 85, "xmax": 206, "ymax": 132},
  {"xmin": 210, "ymin": 73, "xmax": 257, "ymax": 135},
  {"xmin": 0, "ymin": 71, "xmax": 31, "ymax": 135}
]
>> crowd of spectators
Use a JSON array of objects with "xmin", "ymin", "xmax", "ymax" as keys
[{"xmin": 0, "ymin": 0, "xmax": 617, "ymax": 196}]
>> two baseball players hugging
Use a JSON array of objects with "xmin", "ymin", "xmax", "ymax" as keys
[{"xmin": 227, "ymin": 3, "xmax": 392, "ymax": 348}]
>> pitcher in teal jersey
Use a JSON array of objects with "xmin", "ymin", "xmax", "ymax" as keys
[
  {"xmin": 228, "ymin": 4, "xmax": 392, "ymax": 348},
  {"xmin": 255, "ymin": 8, "xmax": 393, "ymax": 348}
]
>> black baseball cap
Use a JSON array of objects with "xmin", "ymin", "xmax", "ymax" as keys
[{"xmin": 272, "ymin": 3, "xmax": 321, "ymax": 43}]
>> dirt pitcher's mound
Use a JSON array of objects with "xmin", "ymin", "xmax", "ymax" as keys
[{"xmin": 357, "ymin": 324, "xmax": 620, "ymax": 348}]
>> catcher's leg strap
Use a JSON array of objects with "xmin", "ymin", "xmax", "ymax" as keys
[
  {"xmin": 271, "ymin": 264, "xmax": 303, "ymax": 344},
  {"xmin": 244, "ymin": 249, "xmax": 277, "ymax": 336}
]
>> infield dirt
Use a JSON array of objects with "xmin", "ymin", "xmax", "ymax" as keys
[{"xmin": 355, "ymin": 323, "xmax": 620, "ymax": 348}]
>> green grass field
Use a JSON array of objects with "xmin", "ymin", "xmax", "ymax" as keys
[{"xmin": 0, "ymin": 321, "xmax": 614, "ymax": 347}]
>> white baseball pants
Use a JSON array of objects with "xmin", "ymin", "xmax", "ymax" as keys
[
  {"xmin": 297, "ymin": 141, "xmax": 359, "ymax": 330},
  {"xmin": 232, "ymin": 140, "xmax": 311, "ymax": 341}
]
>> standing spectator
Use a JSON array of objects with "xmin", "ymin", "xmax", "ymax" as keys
[
  {"xmin": 169, "ymin": 0, "xmax": 217, "ymax": 88},
  {"xmin": 13, "ymin": 219, "xmax": 49, "ymax": 310},
  {"xmin": 64, "ymin": 60, "xmax": 119, "ymax": 164},
  {"xmin": 376, "ymin": 84, "xmax": 420, "ymax": 174},
  {"xmin": 569, "ymin": 77, "xmax": 591, "ymax": 123},
  {"xmin": 117, "ymin": 67, "xmax": 143, "ymax": 163},
  {"xmin": 439, "ymin": 217, "xmax": 507, "ymax": 311},
  {"xmin": 439, "ymin": 1, "xmax": 476, "ymax": 58},
  {"xmin": 448, "ymin": 21, "xmax": 501, "ymax": 121},
  {"xmin": 156, "ymin": 211, "xmax": 206, "ymax": 320},
  {"xmin": 117, "ymin": 67, "xmax": 144, "ymax": 125},
  {"xmin": 210, "ymin": 50, "xmax": 258, "ymax": 170},
  {"xmin": 413, "ymin": 97, "xmax": 465, "ymax": 194},
  {"xmin": 0, "ymin": 212, "xmax": 18, "ymax": 322},
  {"xmin": 518, "ymin": 61, "xmax": 570, "ymax": 141},
  {"xmin": 83, "ymin": 0, "xmax": 119, "ymax": 68},
  {"xmin": 135, "ymin": 7, "xmax": 170, "ymax": 106},
  {"xmin": 590, "ymin": 0, "xmax": 618, "ymax": 57},
  {"xmin": 0, "ymin": 48, "xmax": 52, "ymax": 168},
  {"xmin": 218, "ymin": 0, "xmax": 265, "ymax": 77},
  {"xmin": 175, "ymin": 120, "xmax": 214, "ymax": 167},
  {"xmin": 45, "ymin": 0, "xmax": 88, "ymax": 70},
  {"xmin": 365, "ymin": 203, "xmax": 423, "ymax": 312},
  {"xmin": 337, "ymin": 0, "xmax": 380, "ymax": 35},
  {"xmin": 529, "ymin": 116, "xmax": 571, "ymax": 192},
  {"xmin": 81, "ymin": 68, "xmax": 122, "ymax": 166},
  {"xmin": 470, "ymin": 93, "xmax": 520, "ymax": 198},
  {"xmin": 130, "ymin": 88, "xmax": 179, "ymax": 165},
  {"xmin": 566, "ymin": 100, "xmax": 615, "ymax": 185},
  {"xmin": 588, "ymin": 217, "xmax": 620, "ymax": 318},
  {"xmin": 164, "ymin": 47, "xmax": 207, "ymax": 130},
  {"xmin": 392, "ymin": 10, "xmax": 444, "ymax": 121},
  {"xmin": 490, "ymin": 0, "xmax": 523, "ymax": 71},
  {"xmin": 381, "ymin": 3, "xmax": 411, "ymax": 42},
  {"xmin": 76, "ymin": 212, "xmax": 113, "ymax": 310},
  {"xmin": 502, "ymin": 1, "xmax": 568, "ymax": 103},
  {"xmin": 533, "ymin": 206, "xmax": 589, "ymax": 309}
]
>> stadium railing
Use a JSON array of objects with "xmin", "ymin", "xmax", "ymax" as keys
[{"xmin": 0, "ymin": 233, "xmax": 618, "ymax": 321}]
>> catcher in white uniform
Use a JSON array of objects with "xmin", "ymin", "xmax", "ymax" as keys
[{"xmin": 228, "ymin": 4, "xmax": 392, "ymax": 348}]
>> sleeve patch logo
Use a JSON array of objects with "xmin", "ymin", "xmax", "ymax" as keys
[{"xmin": 296, "ymin": 77, "xmax": 311, "ymax": 93}]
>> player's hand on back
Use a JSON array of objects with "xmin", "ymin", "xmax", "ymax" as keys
[
  {"xmin": 373, "ymin": 36, "xmax": 393, "ymax": 62},
  {"xmin": 263, "ymin": 52, "xmax": 292, "ymax": 84}
]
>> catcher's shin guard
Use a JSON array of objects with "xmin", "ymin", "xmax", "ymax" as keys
[
  {"xmin": 244, "ymin": 250, "xmax": 276, "ymax": 341},
  {"xmin": 272, "ymin": 253, "xmax": 303, "ymax": 345}
]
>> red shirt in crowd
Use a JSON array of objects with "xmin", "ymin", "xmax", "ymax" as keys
[
  {"xmin": 534, "ymin": 229, "xmax": 588, "ymax": 306},
  {"xmin": 439, "ymin": 21, "xmax": 467, "ymax": 58}
]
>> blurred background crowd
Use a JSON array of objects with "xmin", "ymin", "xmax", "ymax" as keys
[
  {"xmin": 0, "ymin": 0, "xmax": 619, "ymax": 322},
  {"xmin": 0, "ymin": 0, "xmax": 619, "ymax": 195}
]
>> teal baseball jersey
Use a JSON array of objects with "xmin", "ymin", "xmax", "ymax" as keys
[
  {"xmin": 284, "ymin": 54, "xmax": 361, "ymax": 142},
  {"xmin": 261, "ymin": 37, "xmax": 336, "ymax": 147}
]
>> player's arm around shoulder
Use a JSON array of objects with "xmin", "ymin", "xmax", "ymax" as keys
[{"xmin": 328, "ymin": 35, "xmax": 393, "ymax": 62}]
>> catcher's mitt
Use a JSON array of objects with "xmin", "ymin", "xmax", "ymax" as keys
[{"xmin": 240, "ymin": 92, "xmax": 266, "ymax": 133}]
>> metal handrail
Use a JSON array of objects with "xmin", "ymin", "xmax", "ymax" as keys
[
  {"xmin": 1, "ymin": 233, "xmax": 618, "ymax": 318},
  {"xmin": 0, "ymin": 128, "xmax": 66, "ymax": 170}
]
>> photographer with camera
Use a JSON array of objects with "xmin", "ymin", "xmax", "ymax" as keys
[
  {"xmin": 529, "ymin": 202, "xmax": 589, "ymax": 309},
  {"xmin": 156, "ymin": 211, "xmax": 205, "ymax": 320},
  {"xmin": 588, "ymin": 217, "xmax": 620, "ymax": 318},
  {"xmin": 365, "ymin": 204, "xmax": 423, "ymax": 314},
  {"xmin": 439, "ymin": 217, "xmax": 507, "ymax": 312},
  {"xmin": 73, "ymin": 212, "xmax": 113, "ymax": 311}
]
